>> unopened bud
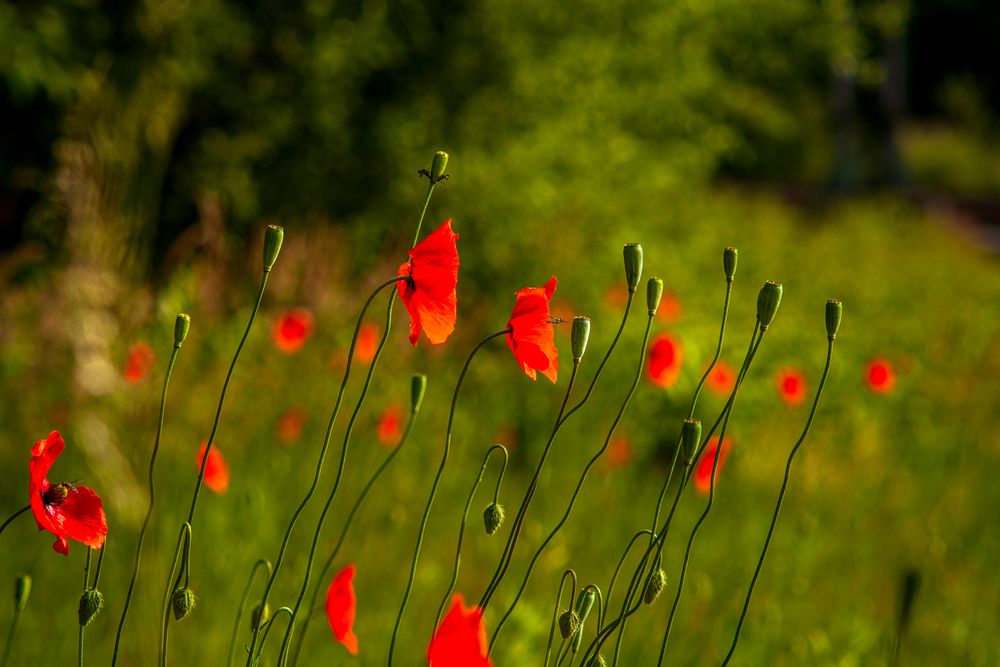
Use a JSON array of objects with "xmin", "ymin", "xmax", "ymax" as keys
[
  {"xmin": 174, "ymin": 313, "xmax": 191, "ymax": 347},
  {"xmin": 430, "ymin": 151, "xmax": 449, "ymax": 182},
  {"xmin": 558, "ymin": 609, "xmax": 580, "ymax": 639},
  {"xmin": 681, "ymin": 419, "xmax": 702, "ymax": 466},
  {"xmin": 571, "ymin": 317, "xmax": 591, "ymax": 361},
  {"xmin": 756, "ymin": 281, "xmax": 783, "ymax": 331},
  {"xmin": 411, "ymin": 373, "xmax": 428, "ymax": 414},
  {"xmin": 14, "ymin": 574, "xmax": 31, "ymax": 612},
  {"xmin": 171, "ymin": 588, "xmax": 196, "ymax": 621},
  {"xmin": 826, "ymin": 299, "xmax": 842, "ymax": 341},
  {"xmin": 647, "ymin": 277, "xmax": 663, "ymax": 316},
  {"xmin": 644, "ymin": 568, "xmax": 667, "ymax": 604},
  {"xmin": 78, "ymin": 589, "xmax": 104, "ymax": 627},
  {"xmin": 724, "ymin": 247, "xmax": 738, "ymax": 282},
  {"xmin": 571, "ymin": 587, "xmax": 596, "ymax": 652},
  {"xmin": 623, "ymin": 243, "xmax": 643, "ymax": 292},
  {"xmin": 483, "ymin": 503, "xmax": 505, "ymax": 535},
  {"xmin": 250, "ymin": 602, "xmax": 270, "ymax": 631},
  {"xmin": 263, "ymin": 225, "xmax": 284, "ymax": 272}
]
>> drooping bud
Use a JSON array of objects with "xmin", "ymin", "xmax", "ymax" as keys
[
  {"xmin": 571, "ymin": 586, "xmax": 597, "ymax": 652},
  {"xmin": 263, "ymin": 225, "xmax": 284, "ymax": 272},
  {"xmin": 78, "ymin": 589, "xmax": 104, "ymax": 627},
  {"xmin": 174, "ymin": 313, "xmax": 191, "ymax": 347},
  {"xmin": 171, "ymin": 588, "xmax": 196, "ymax": 621},
  {"xmin": 558, "ymin": 609, "xmax": 580, "ymax": 639},
  {"xmin": 483, "ymin": 502, "xmax": 505, "ymax": 536},
  {"xmin": 588, "ymin": 655, "xmax": 608, "ymax": 667},
  {"xmin": 643, "ymin": 568, "xmax": 667, "ymax": 604},
  {"xmin": 571, "ymin": 317, "xmax": 591, "ymax": 361},
  {"xmin": 250, "ymin": 602, "xmax": 270, "ymax": 631},
  {"xmin": 430, "ymin": 151, "xmax": 449, "ymax": 182},
  {"xmin": 756, "ymin": 281, "xmax": 783, "ymax": 331},
  {"xmin": 623, "ymin": 243, "xmax": 643, "ymax": 292},
  {"xmin": 825, "ymin": 299, "xmax": 843, "ymax": 341},
  {"xmin": 723, "ymin": 247, "xmax": 738, "ymax": 282},
  {"xmin": 681, "ymin": 419, "xmax": 702, "ymax": 466},
  {"xmin": 411, "ymin": 373, "xmax": 428, "ymax": 414},
  {"xmin": 647, "ymin": 277, "xmax": 664, "ymax": 316},
  {"xmin": 14, "ymin": 574, "xmax": 31, "ymax": 612}
]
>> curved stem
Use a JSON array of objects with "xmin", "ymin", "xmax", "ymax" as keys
[
  {"xmin": 387, "ymin": 329, "xmax": 509, "ymax": 666},
  {"xmin": 0, "ymin": 506, "xmax": 30, "ymax": 538},
  {"xmin": 159, "ymin": 523, "xmax": 192, "ymax": 667},
  {"xmin": 254, "ymin": 607, "xmax": 294, "ymax": 663},
  {"xmin": 605, "ymin": 530, "xmax": 655, "ymax": 629},
  {"xmin": 228, "ymin": 559, "xmax": 272, "ymax": 667},
  {"xmin": 544, "ymin": 571, "xmax": 577, "ymax": 667}
]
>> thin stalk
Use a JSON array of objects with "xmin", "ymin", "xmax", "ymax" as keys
[
  {"xmin": 0, "ymin": 506, "xmax": 29, "ymax": 537},
  {"xmin": 0, "ymin": 602, "xmax": 21, "ymax": 667},
  {"xmin": 386, "ymin": 329, "xmax": 509, "ymax": 666},
  {"xmin": 79, "ymin": 548, "xmax": 92, "ymax": 667},
  {"xmin": 604, "ymin": 530, "xmax": 655, "ymax": 629},
  {"xmin": 159, "ymin": 522, "xmax": 192, "ymax": 667},
  {"xmin": 254, "ymin": 607, "xmax": 294, "ymax": 663},
  {"xmin": 544, "ymin": 571, "xmax": 577, "ymax": 667},
  {"xmin": 227, "ymin": 559, "xmax": 272, "ymax": 667}
]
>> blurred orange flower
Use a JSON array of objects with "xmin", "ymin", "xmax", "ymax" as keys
[
  {"xmin": 705, "ymin": 360, "xmax": 736, "ymax": 396},
  {"xmin": 647, "ymin": 333, "xmax": 683, "ymax": 388},
  {"xmin": 123, "ymin": 342, "xmax": 156, "ymax": 383},
  {"xmin": 356, "ymin": 323, "xmax": 379, "ymax": 363},
  {"xmin": 272, "ymin": 308, "xmax": 315, "ymax": 353},
  {"xmin": 606, "ymin": 436, "xmax": 633, "ymax": 469},
  {"xmin": 776, "ymin": 367, "xmax": 807, "ymax": 405},
  {"xmin": 693, "ymin": 435, "xmax": 732, "ymax": 495},
  {"xmin": 377, "ymin": 403, "xmax": 404, "ymax": 446},
  {"xmin": 276, "ymin": 407, "xmax": 308, "ymax": 445},
  {"xmin": 326, "ymin": 564, "xmax": 359, "ymax": 655},
  {"xmin": 866, "ymin": 357, "xmax": 895, "ymax": 394},
  {"xmin": 195, "ymin": 442, "xmax": 229, "ymax": 494},
  {"xmin": 656, "ymin": 289, "xmax": 683, "ymax": 323}
]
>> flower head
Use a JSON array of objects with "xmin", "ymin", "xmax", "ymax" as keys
[
  {"xmin": 123, "ymin": 342, "xmax": 156, "ymax": 383},
  {"xmin": 428, "ymin": 594, "xmax": 492, "ymax": 667},
  {"xmin": 776, "ymin": 367, "xmax": 808, "ymax": 405},
  {"xmin": 397, "ymin": 220, "xmax": 460, "ymax": 346},
  {"xmin": 693, "ymin": 436, "xmax": 732, "ymax": 495},
  {"xmin": 376, "ymin": 403, "xmax": 404, "ymax": 446},
  {"xmin": 706, "ymin": 360, "xmax": 736, "ymax": 396},
  {"xmin": 195, "ymin": 442, "xmax": 229, "ymax": 494},
  {"xmin": 866, "ymin": 357, "xmax": 895, "ymax": 394},
  {"xmin": 325, "ymin": 564, "xmax": 358, "ymax": 655},
  {"xmin": 29, "ymin": 432, "xmax": 107, "ymax": 556},
  {"xmin": 272, "ymin": 308, "xmax": 315, "ymax": 353},
  {"xmin": 647, "ymin": 333, "xmax": 682, "ymax": 389},
  {"xmin": 506, "ymin": 277, "xmax": 559, "ymax": 383}
]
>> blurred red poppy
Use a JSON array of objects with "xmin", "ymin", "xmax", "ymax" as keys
[
  {"xmin": 656, "ymin": 289, "xmax": 683, "ymax": 323},
  {"xmin": 356, "ymin": 323, "xmax": 379, "ymax": 363},
  {"xmin": 428, "ymin": 594, "xmax": 492, "ymax": 667},
  {"xmin": 276, "ymin": 407, "xmax": 308, "ymax": 445},
  {"xmin": 866, "ymin": 357, "xmax": 895, "ymax": 394},
  {"xmin": 506, "ymin": 277, "xmax": 559, "ymax": 383},
  {"xmin": 647, "ymin": 333, "xmax": 683, "ymax": 388},
  {"xmin": 776, "ymin": 367, "xmax": 807, "ymax": 405},
  {"xmin": 195, "ymin": 442, "xmax": 229, "ymax": 494},
  {"xmin": 29, "ymin": 431, "xmax": 107, "ymax": 556},
  {"xmin": 377, "ymin": 403, "xmax": 404, "ymax": 446},
  {"xmin": 397, "ymin": 219, "xmax": 460, "ymax": 346},
  {"xmin": 123, "ymin": 342, "xmax": 156, "ymax": 383},
  {"xmin": 706, "ymin": 360, "xmax": 736, "ymax": 396},
  {"xmin": 693, "ymin": 435, "xmax": 732, "ymax": 495},
  {"xmin": 606, "ymin": 436, "xmax": 633, "ymax": 469},
  {"xmin": 272, "ymin": 308, "xmax": 315, "ymax": 353},
  {"xmin": 326, "ymin": 564, "xmax": 358, "ymax": 655}
]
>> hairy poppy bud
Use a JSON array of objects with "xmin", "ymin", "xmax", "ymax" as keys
[
  {"xmin": 623, "ymin": 243, "xmax": 643, "ymax": 292},
  {"xmin": 430, "ymin": 151, "xmax": 449, "ymax": 182},
  {"xmin": 826, "ymin": 299, "xmax": 843, "ymax": 341},
  {"xmin": 174, "ymin": 313, "xmax": 191, "ymax": 347},
  {"xmin": 263, "ymin": 225, "xmax": 284, "ymax": 272},
  {"xmin": 644, "ymin": 568, "xmax": 667, "ymax": 604},
  {"xmin": 171, "ymin": 588, "xmax": 196, "ymax": 621},
  {"xmin": 647, "ymin": 277, "xmax": 664, "ymax": 316},
  {"xmin": 14, "ymin": 574, "xmax": 31, "ymax": 612},
  {"xmin": 756, "ymin": 281, "xmax": 783, "ymax": 331},
  {"xmin": 571, "ymin": 317, "xmax": 591, "ymax": 361},
  {"xmin": 588, "ymin": 655, "xmax": 608, "ymax": 667},
  {"xmin": 724, "ymin": 247, "xmax": 738, "ymax": 282},
  {"xmin": 250, "ymin": 602, "xmax": 270, "ymax": 631},
  {"xmin": 78, "ymin": 589, "xmax": 104, "ymax": 627},
  {"xmin": 483, "ymin": 502, "xmax": 505, "ymax": 535},
  {"xmin": 681, "ymin": 418, "xmax": 702, "ymax": 466},
  {"xmin": 411, "ymin": 373, "xmax": 428, "ymax": 414},
  {"xmin": 558, "ymin": 609, "xmax": 580, "ymax": 639}
]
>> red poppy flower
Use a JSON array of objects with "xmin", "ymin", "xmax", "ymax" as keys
[
  {"xmin": 356, "ymin": 323, "xmax": 379, "ymax": 363},
  {"xmin": 606, "ymin": 436, "xmax": 633, "ymax": 469},
  {"xmin": 123, "ymin": 342, "xmax": 156, "ymax": 383},
  {"xmin": 375, "ymin": 403, "xmax": 404, "ymax": 446},
  {"xmin": 693, "ymin": 436, "xmax": 732, "ymax": 495},
  {"xmin": 428, "ymin": 594, "xmax": 492, "ymax": 667},
  {"xmin": 647, "ymin": 333, "xmax": 683, "ymax": 389},
  {"xmin": 506, "ymin": 277, "xmax": 559, "ymax": 383},
  {"xmin": 195, "ymin": 442, "xmax": 229, "ymax": 494},
  {"xmin": 706, "ymin": 360, "xmax": 736, "ymax": 396},
  {"xmin": 776, "ymin": 367, "xmax": 808, "ymax": 405},
  {"xmin": 29, "ymin": 431, "xmax": 107, "ymax": 556},
  {"xmin": 325, "ymin": 564, "xmax": 358, "ymax": 655},
  {"xmin": 276, "ymin": 407, "xmax": 308, "ymax": 445},
  {"xmin": 656, "ymin": 289, "xmax": 683, "ymax": 323},
  {"xmin": 272, "ymin": 308, "xmax": 315, "ymax": 353},
  {"xmin": 397, "ymin": 220, "xmax": 460, "ymax": 346},
  {"xmin": 866, "ymin": 357, "xmax": 895, "ymax": 394}
]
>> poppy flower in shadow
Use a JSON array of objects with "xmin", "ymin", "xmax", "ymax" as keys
[
  {"xmin": 123, "ymin": 342, "xmax": 156, "ymax": 383},
  {"xmin": 397, "ymin": 220, "xmax": 460, "ymax": 346},
  {"xmin": 647, "ymin": 333, "xmax": 682, "ymax": 389},
  {"xmin": 195, "ymin": 442, "xmax": 229, "ymax": 494},
  {"xmin": 276, "ymin": 408, "xmax": 308, "ymax": 445},
  {"xmin": 506, "ymin": 277, "xmax": 559, "ymax": 383},
  {"xmin": 606, "ymin": 436, "xmax": 633, "ymax": 469},
  {"xmin": 776, "ymin": 367, "xmax": 807, "ymax": 405},
  {"xmin": 692, "ymin": 435, "xmax": 732, "ymax": 495},
  {"xmin": 706, "ymin": 360, "xmax": 736, "ymax": 396},
  {"xmin": 29, "ymin": 431, "xmax": 107, "ymax": 556},
  {"xmin": 272, "ymin": 308, "xmax": 315, "ymax": 353},
  {"xmin": 377, "ymin": 403, "xmax": 404, "ymax": 446},
  {"xmin": 428, "ymin": 594, "xmax": 492, "ymax": 667},
  {"xmin": 656, "ymin": 289, "xmax": 683, "ymax": 323},
  {"xmin": 326, "ymin": 564, "xmax": 358, "ymax": 655},
  {"xmin": 866, "ymin": 357, "xmax": 895, "ymax": 394}
]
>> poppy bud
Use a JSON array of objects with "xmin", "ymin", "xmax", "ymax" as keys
[
  {"xmin": 78, "ymin": 589, "xmax": 104, "ymax": 627},
  {"xmin": 826, "ymin": 299, "xmax": 843, "ymax": 341},
  {"xmin": 430, "ymin": 151, "xmax": 449, "ymax": 182},
  {"xmin": 14, "ymin": 574, "xmax": 31, "ymax": 612},
  {"xmin": 643, "ymin": 568, "xmax": 667, "ymax": 604},
  {"xmin": 174, "ymin": 313, "xmax": 191, "ymax": 347},
  {"xmin": 263, "ymin": 225, "xmax": 284, "ymax": 272},
  {"xmin": 558, "ymin": 609, "xmax": 580, "ymax": 639},
  {"xmin": 724, "ymin": 247, "xmax": 738, "ymax": 282},
  {"xmin": 250, "ymin": 602, "xmax": 270, "ymax": 631},
  {"xmin": 647, "ymin": 277, "xmax": 664, "ymax": 316},
  {"xmin": 171, "ymin": 587, "xmax": 196, "ymax": 621},
  {"xmin": 411, "ymin": 373, "xmax": 428, "ymax": 414},
  {"xmin": 588, "ymin": 655, "xmax": 608, "ymax": 667},
  {"xmin": 756, "ymin": 281, "xmax": 783, "ymax": 331},
  {"xmin": 623, "ymin": 243, "xmax": 643, "ymax": 292},
  {"xmin": 483, "ymin": 502, "xmax": 505, "ymax": 535},
  {"xmin": 681, "ymin": 418, "xmax": 702, "ymax": 466},
  {"xmin": 571, "ymin": 317, "xmax": 591, "ymax": 361},
  {"xmin": 571, "ymin": 587, "xmax": 597, "ymax": 652}
]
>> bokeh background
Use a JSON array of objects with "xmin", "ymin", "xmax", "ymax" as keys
[{"xmin": 1, "ymin": 0, "xmax": 998, "ymax": 665}]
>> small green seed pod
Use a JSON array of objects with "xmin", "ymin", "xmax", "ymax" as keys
[
  {"xmin": 575, "ymin": 587, "xmax": 596, "ymax": 623},
  {"xmin": 174, "ymin": 313, "xmax": 191, "ymax": 347},
  {"xmin": 647, "ymin": 277, "xmax": 664, "ymax": 316},
  {"xmin": 826, "ymin": 299, "xmax": 843, "ymax": 341},
  {"xmin": 78, "ymin": 589, "xmax": 104, "ymax": 627},
  {"xmin": 171, "ymin": 588, "xmax": 196, "ymax": 621},
  {"xmin": 430, "ymin": 151, "xmax": 449, "ymax": 182},
  {"xmin": 14, "ymin": 574, "xmax": 31, "ymax": 612},
  {"xmin": 756, "ymin": 281, "xmax": 783, "ymax": 331},
  {"xmin": 571, "ymin": 317, "xmax": 591, "ymax": 361},
  {"xmin": 483, "ymin": 502, "xmax": 505, "ymax": 536},
  {"xmin": 643, "ymin": 568, "xmax": 667, "ymax": 604},
  {"xmin": 263, "ymin": 225, "xmax": 284, "ymax": 272},
  {"xmin": 681, "ymin": 418, "xmax": 702, "ymax": 466},
  {"xmin": 558, "ymin": 609, "xmax": 580, "ymax": 640},
  {"xmin": 623, "ymin": 243, "xmax": 643, "ymax": 292},
  {"xmin": 250, "ymin": 602, "xmax": 270, "ymax": 631},
  {"xmin": 723, "ymin": 247, "xmax": 738, "ymax": 282},
  {"xmin": 411, "ymin": 373, "xmax": 428, "ymax": 414}
]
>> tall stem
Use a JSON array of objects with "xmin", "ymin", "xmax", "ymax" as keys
[
  {"xmin": 227, "ymin": 559, "xmax": 272, "ymax": 667},
  {"xmin": 0, "ymin": 606, "xmax": 21, "ymax": 667},
  {"xmin": 158, "ymin": 522, "xmax": 191, "ymax": 667},
  {"xmin": 544, "ymin": 571, "xmax": 577, "ymax": 667},
  {"xmin": 78, "ymin": 549, "xmax": 92, "ymax": 667},
  {"xmin": 0, "ymin": 506, "xmax": 30, "ymax": 538}
]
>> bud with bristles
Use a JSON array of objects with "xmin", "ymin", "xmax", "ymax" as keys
[
  {"xmin": 78, "ymin": 589, "xmax": 104, "ymax": 627},
  {"xmin": 681, "ymin": 419, "xmax": 702, "ymax": 466},
  {"xmin": 756, "ymin": 281, "xmax": 783, "ymax": 331},
  {"xmin": 411, "ymin": 373, "xmax": 427, "ymax": 414},
  {"xmin": 644, "ymin": 568, "xmax": 667, "ymax": 604},
  {"xmin": 558, "ymin": 609, "xmax": 580, "ymax": 639},
  {"xmin": 430, "ymin": 151, "xmax": 449, "ymax": 182},
  {"xmin": 14, "ymin": 574, "xmax": 31, "ymax": 612},
  {"xmin": 250, "ymin": 602, "xmax": 270, "ymax": 631},
  {"xmin": 171, "ymin": 588, "xmax": 196, "ymax": 621},
  {"xmin": 647, "ymin": 277, "xmax": 663, "ymax": 316},
  {"xmin": 623, "ymin": 243, "xmax": 643, "ymax": 292},
  {"xmin": 263, "ymin": 225, "xmax": 284, "ymax": 272},
  {"xmin": 483, "ymin": 503, "xmax": 505, "ymax": 535},
  {"xmin": 826, "ymin": 299, "xmax": 843, "ymax": 341},
  {"xmin": 174, "ymin": 313, "xmax": 191, "ymax": 347},
  {"xmin": 724, "ymin": 247, "xmax": 738, "ymax": 282},
  {"xmin": 571, "ymin": 317, "xmax": 591, "ymax": 361}
]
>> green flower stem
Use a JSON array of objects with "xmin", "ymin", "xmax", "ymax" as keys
[
  {"xmin": 719, "ymin": 338, "xmax": 835, "ymax": 666},
  {"xmin": 556, "ymin": 586, "xmax": 602, "ymax": 667},
  {"xmin": 488, "ymin": 313, "xmax": 655, "ymax": 650},
  {"xmin": 387, "ymin": 328, "xmax": 510, "ymax": 667},
  {"xmin": 243, "ymin": 276, "xmax": 406, "ymax": 664},
  {"xmin": 112, "ymin": 343, "xmax": 182, "ymax": 666},
  {"xmin": 544, "ymin": 570, "xmax": 577, "ymax": 667},
  {"xmin": 0, "ymin": 597, "xmax": 23, "ymax": 667},
  {"xmin": 412, "ymin": 181, "xmax": 437, "ymax": 248},
  {"xmin": 254, "ymin": 606, "xmax": 293, "ymax": 663},
  {"xmin": 0, "ymin": 506, "xmax": 30, "ymax": 538},
  {"xmin": 158, "ymin": 522, "xmax": 191, "ymax": 667},
  {"xmin": 604, "ymin": 530, "xmax": 655, "ymax": 632},
  {"xmin": 434, "ymin": 444, "xmax": 510, "ymax": 628},
  {"xmin": 79, "ymin": 548, "xmax": 92, "ymax": 667},
  {"xmin": 227, "ymin": 559, "xmax": 272, "ymax": 667}
]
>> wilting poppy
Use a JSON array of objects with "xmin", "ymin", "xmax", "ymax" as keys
[
  {"xmin": 428, "ymin": 594, "xmax": 492, "ymax": 667},
  {"xmin": 325, "ymin": 564, "xmax": 358, "ymax": 655},
  {"xmin": 693, "ymin": 436, "xmax": 732, "ymax": 495},
  {"xmin": 276, "ymin": 408, "xmax": 308, "ymax": 445},
  {"xmin": 195, "ymin": 442, "xmax": 229, "ymax": 494},
  {"xmin": 866, "ymin": 357, "xmax": 895, "ymax": 394},
  {"xmin": 506, "ymin": 277, "xmax": 559, "ymax": 383},
  {"xmin": 123, "ymin": 342, "xmax": 156, "ymax": 383},
  {"xmin": 376, "ymin": 403, "xmax": 404, "ymax": 446},
  {"xmin": 28, "ymin": 431, "xmax": 107, "ymax": 556},
  {"xmin": 706, "ymin": 360, "xmax": 736, "ymax": 396},
  {"xmin": 272, "ymin": 308, "xmax": 315, "ymax": 353},
  {"xmin": 647, "ymin": 333, "xmax": 683, "ymax": 389},
  {"xmin": 356, "ymin": 323, "xmax": 380, "ymax": 363},
  {"xmin": 397, "ymin": 219, "xmax": 460, "ymax": 346},
  {"xmin": 606, "ymin": 436, "xmax": 633, "ymax": 469},
  {"xmin": 776, "ymin": 367, "xmax": 808, "ymax": 405}
]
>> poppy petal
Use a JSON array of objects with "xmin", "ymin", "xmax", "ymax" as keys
[
  {"xmin": 326, "ymin": 564, "xmax": 358, "ymax": 655},
  {"xmin": 428, "ymin": 594, "xmax": 492, "ymax": 667},
  {"xmin": 397, "ymin": 220, "xmax": 460, "ymax": 346},
  {"xmin": 49, "ymin": 485, "xmax": 107, "ymax": 549}
]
